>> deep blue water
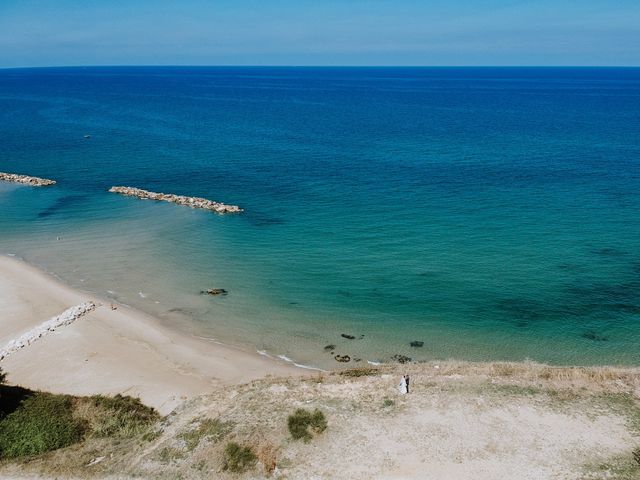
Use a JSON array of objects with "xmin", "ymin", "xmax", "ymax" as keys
[{"xmin": 1, "ymin": 67, "xmax": 639, "ymax": 367}]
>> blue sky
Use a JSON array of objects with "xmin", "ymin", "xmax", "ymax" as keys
[{"xmin": 0, "ymin": 0, "xmax": 639, "ymax": 67}]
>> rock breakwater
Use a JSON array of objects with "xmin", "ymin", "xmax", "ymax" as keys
[
  {"xmin": 108, "ymin": 186, "xmax": 243, "ymax": 214},
  {"xmin": 0, "ymin": 172, "xmax": 56, "ymax": 186},
  {"xmin": 0, "ymin": 302, "xmax": 96, "ymax": 361}
]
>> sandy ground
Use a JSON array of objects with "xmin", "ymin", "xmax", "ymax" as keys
[
  {"xmin": 4, "ymin": 362, "xmax": 639, "ymax": 480},
  {"xmin": 0, "ymin": 255, "xmax": 301, "ymax": 414}
]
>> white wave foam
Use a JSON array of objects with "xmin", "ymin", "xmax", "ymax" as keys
[
  {"xmin": 293, "ymin": 362, "xmax": 327, "ymax": 372},
  {"xmin": 367, "ymin": 360, "xmax": 382, "ymax": 366},
  {"xmin": 275, "ymin": 353, "xmax": 325, "ymax": 371}
]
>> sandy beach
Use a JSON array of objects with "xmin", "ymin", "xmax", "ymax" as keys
[{"xmin": 0, "ymin": 255, "xmax": 301, "ymax": 414}]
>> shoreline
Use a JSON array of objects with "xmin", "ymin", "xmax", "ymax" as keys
[
  {"xmin": 2, "ymin": 254, "xmax": 639, "ymax": 416},
  {"xmin": 0, "ymin": 254, "xmax": 304, "ymax": 414}
]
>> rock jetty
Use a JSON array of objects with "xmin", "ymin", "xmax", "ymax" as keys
[
  {"xmin": 109, "ymin": 186, "xmax": 243, "ymax": 214},
  {"xmin": 0, "ymin": 302, "xmax": 96, "ymax": 361},
  {"xmin": 0, "ymin": 172, "xmax": 56, "ymax": 186}
]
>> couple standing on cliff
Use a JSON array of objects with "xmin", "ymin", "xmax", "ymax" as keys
[{"xmin": 399, "ymin": 374, "xmax": 410, "ymax": 394}]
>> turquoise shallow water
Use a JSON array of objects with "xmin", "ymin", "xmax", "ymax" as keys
[{"xmin": 1, "ymin": 67, "xmax": 639, "ymax": 367}]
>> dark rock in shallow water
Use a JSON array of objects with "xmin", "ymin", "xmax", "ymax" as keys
[
  {"xmin": 334, "ymin": 354, "xmax": 351, "ymax": 363},
  {"xmin": 202, "ymin": 288, "xmax": 228, "ymax": 296},
  {"xmin": 410, "ymin": 341, "xmax": 424, "ymax": 348},
  {"xmin": 391, "ymin": 354, "xmax": 411, "ymax": 364},
  {"xmin": 582, "ymin": 331, "xmax": 609, "ymax": 342},
  {"xmin": 341, "ymin": 334, "xmax": 356, "ymax": 340},
  {"xmin": 324, "ymin": 344, "xmax": 336, "ymax": 351}
]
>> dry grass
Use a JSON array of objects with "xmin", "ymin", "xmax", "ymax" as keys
[
  {"xmin": 73, "ymin": 394, "xmax": 159, "ymax": 439},
  {"xmin": 339, "ymin": 368, "xmax": 379, "ymax": 378},
  {"xmin": 383, "ymin": 360, "xmax": 640, "ymax": 395},
  {"xmin": 256, "ymin": 440, "xmax": 279, "ymax": 474}
]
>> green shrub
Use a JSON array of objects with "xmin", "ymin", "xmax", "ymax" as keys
[
  {"xmin": 0, "ymin": 393, "xmax": 84, "ymax": 458},
  {"xmin": 76, "ymin": 394, "xmax": 159, "ymax": 438},
  {"xmin": 382, "ymin": 399, "xmax": 395, "ymax": 408},
  {"xmin": 223, "ymin": 442, "xmax": 256, "ymax": 473},
  {"xmin": 310, "ymin": 409, "xmax": 328, "ymax": 433},
  {"xmin": 287, "ymin": 408, "xmax": 327, "ymax": 442},
  {"xmin": 633, "ymin": 447, "xmax": 640, "ymax": 466}
]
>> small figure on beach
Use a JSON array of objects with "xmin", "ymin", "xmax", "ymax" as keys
[
  {"xmin": 405, "ymin": 374, "xmax": 410, "ymax": 394},
  {"xmin": 399, "ymin": 375, "xmax": 408, "ymax": 395}
]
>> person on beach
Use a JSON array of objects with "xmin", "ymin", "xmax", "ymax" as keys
[
  {"xmin": 399, "ymin": 375, "xmax": 408, "ymax": 395},
  {"xmin": 405, "ymin": 374, "xmax": 410, "ymax": 394}
]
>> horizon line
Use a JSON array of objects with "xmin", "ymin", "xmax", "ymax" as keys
[{"xmin": 2, "ymin": 64, "xmax": 640, "ymax": 71}]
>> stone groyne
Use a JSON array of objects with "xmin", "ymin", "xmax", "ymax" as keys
[
  {"xmin": 0, "ymin": 302, "xmax": 97, "ymax": 361},
  {"xmin": 0, "ymin": 172, "xmax": 56, "ymax": 186},
  {"xmin": 109, "ymin": 186, "xmax": 243, "ymax": 214}
]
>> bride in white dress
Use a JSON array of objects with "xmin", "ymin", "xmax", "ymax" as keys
[{"xmin": 398, "ymin": 375, "xmax": 408, "ymax": 394}]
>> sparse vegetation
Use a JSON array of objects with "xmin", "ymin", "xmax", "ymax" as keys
[
  {"xmin": 0, "ymin": 361, "xmax": 638, "ymax": 478},
  {"xmin": 223, "ymin": 442, "xmax": 257, "ymax": 473},
  {"xmin": 180, "ymin": 418, "xmax": 231, "ymax": 451},
  {"xmin": 595, "ymin": 393, "xmax": 640, "ymax": 434},
  {"xmin": 586, "ymin": 453, "xmax": 640, "ymax": 480},
  {"xmin": 158, "ymin": 446, "xmax": 185, "ymax": 463},
  {"xmin": 0, "ymin": 393, "xmax": 84, "ymax": 458},
  {"xmin": 287, "ymin": 408, "xmax": 327, "ymax": 442},
  {"xmin": 339, "ymin": 368, "xmax": 379, "ymax": 377},
  {"xmin": 489, "ymin": 384, "xmax": 542, "ymax": 397}
]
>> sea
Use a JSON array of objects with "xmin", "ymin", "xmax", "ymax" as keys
[{"xmin": 1, "ymin": 66, "xmax": 639, "ymax": 368}]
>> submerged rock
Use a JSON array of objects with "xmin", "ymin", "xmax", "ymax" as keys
[
  {"xmin": 341, "ymin": 334, "xmax": 356, "ymax": 340},
  {"xmin": 202, "ymin": 288, "xmax": 228, "ymax": 296},
  {"xmin": 582, "ymin": 331, "xmax": 609, "ymax": 342},
  {"xmin": 109, "ymin": 186, "xmax": 243, "ymax": 214},
  {"xmin": 0, "ymin": 172, "xmax": 56, "ymax": 186},
  {"xmin": 410, "ymin": 341, "xmax": 424, "ymax": 348},
  {"xmin": 391, "ymin": 354, "xmax": 411, "ymax": 364},
  {"xmin": 334, "ymin": 355, "xmax": 351, "ymax": 363},
  {"xmin": 324, "ymin": 344, "xmax": 336, "ymax": 351}
]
